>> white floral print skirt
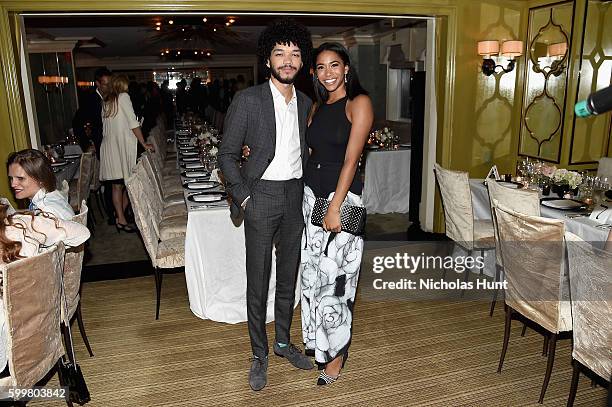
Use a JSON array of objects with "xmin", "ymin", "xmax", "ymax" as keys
[{"xmin": 300, "ymin": 185, "xmax": 364, "ymax": 364}]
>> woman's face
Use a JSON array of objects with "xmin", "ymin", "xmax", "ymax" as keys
[
  {"xmin": 8, "ymin": 163, "xmax": 40, "ymax": 200},
  {"xmin": 315, "ymin": 50, "xmax": 349, "ymax": 94}
]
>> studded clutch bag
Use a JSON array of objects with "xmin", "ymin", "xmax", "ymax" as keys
[{"xmin": 311, "ymin": 197, "xmax": 367, "ymax": 235}]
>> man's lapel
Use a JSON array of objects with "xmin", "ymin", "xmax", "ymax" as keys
[{"xmin": 261, "ymin": 83, "xmax": 276, "ymax": 146}]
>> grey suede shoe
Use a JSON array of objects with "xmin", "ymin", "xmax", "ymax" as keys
[
  {"xmin": 273, "ymin": 343, "xmax": 314, "ymax": 370},
  {"xmin": 249, "ymin": 356, "xmax": 268, "ymax": 391}
]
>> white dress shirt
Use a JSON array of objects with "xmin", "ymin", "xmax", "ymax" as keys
[{"xmin": 261, "ymin": 80, "xmax": 302, "ymax": 181}]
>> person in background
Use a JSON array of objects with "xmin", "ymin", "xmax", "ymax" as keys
[
  {"xmin": 72, "ymin": 67, "xmax": 115, "ymax": 224},
  {"xmin": 160, "ymin": 80, "xmax": 174, "ymax": 129},
  {"xmin": 7, "ymin": 149, "xmax": 74, "ymax": 220},
  {"xmin": 0, "ymin": 203, "xmax": 90, "ymax": 375},
  {"xmin": 72, "ymin": 68, "xmax": 111, "ymax": 159},
  {"xmin": 175, "ymin": 79, "xmax": 188, "ymax": 116},
  {"xmin": 99, "ymin": 75, "xmax": 154, "ymax": 232}
]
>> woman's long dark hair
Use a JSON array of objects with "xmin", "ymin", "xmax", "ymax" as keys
[{"xmin": 312, "ymin": 42, "xmax": 368, "ymax": 105}]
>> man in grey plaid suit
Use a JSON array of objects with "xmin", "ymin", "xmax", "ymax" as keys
[{"xmin": 218, "ymin": 19, "xmax": 314, "ymax": 391}]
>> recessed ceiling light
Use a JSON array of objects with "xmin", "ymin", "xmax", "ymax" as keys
[
  {"xmin": 213, "ymin": 28, "xmax": 217, "ymax": 32},
  {"xmin": 194, "ymin": 51, "xmax": 198, "ymax": 55},
  {"xmin": 165, "ymin": 50, "xmax": 169, "ymax": 54},
  {"xmin": 169, "ymin": 20, "xmax": 174, "ymax": 24},
  {"xmin": 155, "ymin": 22, "xmax": 161, "ymax": 26},
  {"xmin": 155, "ymin": 27, "xmax": 160, "ymax": 31},
  {"xmin": 177, "ymin": 51, "xmax": 181, "ymax": 55},
  {"xmin": 225, "ymin": 22, "xmax": 230, "ymax": 26},
  {"xmin": 206, "ymin": 52, "xmax": 211, "ymax": 56},
  {"xmin": 229, "ymin": 18, "xmax": 235, "ymax": 23},
  {"xmin": 203, "ymin": 17, "xmax": 207, "ymax": 22}
]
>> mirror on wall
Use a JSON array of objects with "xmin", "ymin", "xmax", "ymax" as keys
[
  {"xmin": 28, "ymin": 51, "xmax": 78, "ymax": 145},
  {"xmin": 569, "ymin": 0, "xmax": 612, "ymax": 164},
  {"xmin": 519, "ymin": 2, "xmax": 573, "ymax": 162}
]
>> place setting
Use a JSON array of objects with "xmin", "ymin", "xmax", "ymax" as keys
[
  {"xmin": 181, "ymin": 170, "xmax": 210, "ymax": 178},
  {"xmin": 183, "ymin": 180, "xmax": 220, "ymax": 191}
]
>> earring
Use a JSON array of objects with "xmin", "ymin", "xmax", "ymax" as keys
[{"xmin": 344, "ymin": 74, "xmax": 348, "ymax": 84}]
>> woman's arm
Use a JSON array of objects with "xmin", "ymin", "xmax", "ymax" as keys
[{"xmin": 323, "ymin": 95, "xmax": 374, "ymax": 232}]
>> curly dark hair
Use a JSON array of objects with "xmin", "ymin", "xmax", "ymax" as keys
[{"xmin": 257, "ymin": 18, "xmax": 313, "ymax": 69}]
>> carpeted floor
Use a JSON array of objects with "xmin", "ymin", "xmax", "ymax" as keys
[{"xmin": 29, "ymin": 262, "xmax": 607, "ymax": 406}]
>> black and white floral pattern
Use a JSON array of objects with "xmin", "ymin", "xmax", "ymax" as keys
[{"xmin": 300, "ymin": 185, "xmax": 364, "ymax": 363}]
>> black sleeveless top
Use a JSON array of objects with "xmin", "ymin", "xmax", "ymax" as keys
[{"xmin": 304, "ymin": 96, "xmax": 362, "ymax": 198}]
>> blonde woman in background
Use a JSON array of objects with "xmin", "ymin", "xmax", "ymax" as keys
[{"xmin": 99, "ymin": 75, "xmax": 154, "ymax": 232}]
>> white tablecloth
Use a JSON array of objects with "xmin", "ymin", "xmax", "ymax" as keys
[
  {"xmin": 470, "ymin": 179, "xmax": 608, "ymax": 244},
  {"xmin": 184, "ymin": 204, "xmax": 283, "ymax": 323},
  {"xmin": 363, "ymin": 148, "xmax": 411, "ymax": 214}
]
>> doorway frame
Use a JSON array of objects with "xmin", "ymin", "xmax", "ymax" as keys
[{"xmin": 0, "ymin": 2, "xmax": 457, "ymax": 231}]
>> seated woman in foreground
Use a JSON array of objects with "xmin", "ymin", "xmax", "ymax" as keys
[
  {"xmin": 0, "ymin": 203, "xmax": 91, "ymax": 372},
  {"xmin": 7, "ymin": 149, "xmax": 74, "ymax": 220}
]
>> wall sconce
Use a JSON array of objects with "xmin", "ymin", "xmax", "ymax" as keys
[
  {"xmin": 77, "ymin": 81, "xmax": 95, "ymax": 88},
  {"xmin": 478, "ymin": 40, "xmax": 523, "ymax": 76},
  {"xmin": 38, "ymin": 75, "xmax": 69, "ymax": 92}
]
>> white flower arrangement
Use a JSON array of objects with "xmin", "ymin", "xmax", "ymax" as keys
[
  {"xmin": 552, "ymin": 168, "xmax": 583, "ymax": 189},
  {"xmin": 369, "ymin": 127, "xmax": 397, "ymax": 147}
]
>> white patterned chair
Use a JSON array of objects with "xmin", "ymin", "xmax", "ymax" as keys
[
  {"xmin": 125, "ymin": 171, "xmax": 185, "ymax": 319},
  {"xmin": 486, "ymin": 179, "xmax": 541, "ymax": 316},
  {"xmin": 69, "ymin": 152, "xmax": 94, "ymax": 212},
  {"xmin": 564, "ymin": 232, "xmax": 611, "ymax": 406},
  {"xmin": 0, "ymin": 243, "xmax": 71, "ymax": 405},
  {"xmin": 134, "ymin": 160, "xmax": 186, "ymax": 241},
  {"xmin": 493, "ymin": 200, "xmax": 571, "ymax": 404},
  {"xmin": 596, "ymin": 156, "xmax": 612, "ymax": 181},
  {"xmin": 61, "ymin": 200, "xmax": 94, "ymax": 358},
  {"xmin": 433, "ymin": 163, "xmax": 495, "ymax": 285}
]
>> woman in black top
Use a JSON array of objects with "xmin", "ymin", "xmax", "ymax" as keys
[{"xmin": 301, "ymin": 42, "xmax": 373, "ymax": 385}]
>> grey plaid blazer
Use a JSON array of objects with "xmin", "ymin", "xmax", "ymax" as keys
[{"xmin": 218, "ymin": 82, "xmax": 312, "ymax": 218}]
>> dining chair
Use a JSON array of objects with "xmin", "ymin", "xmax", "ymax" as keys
[
  {"xmin": 0, "ymin": 243, "xmax": 72, "ymax": 406},
  {"xmin": 486, "ymin": 179, "xmax": 541, "ymax": 316},
  {"xmin": 493, "ymin": 200, "xmax": 571, "ymax": 404},
  {"xmin": 141, "ymin": 152, "xmax": 184, "ymax": 200},
  {"xmin": 69, "ymin": 152, "xmax": 94, "ymax": 213},
  {"xmin": 61, "ymin": 200, "xmax": 94, "ymax": 358},
  {"xmin": 125, "ymin": 171, "xmax": 185, "ymax": 319},
  {"xmin": 564, "ymin": 232, "xmax": 611, "ymax": 407},
  {"xmin": 88, "ymin": 156, "xmax": 106, "ymax": 221},
  {"xmin": 433, "ymin": 163, "xmax": 495, "ymax": 283},
  {"xmin": 134, "ymin": 159, "xmax": 186, "ymax": 241},
  {"xmin": 596, "ymin": 156, "xmax": 612, "ymax": 181},
  {"xmin": 147, "ymin": 135, "xmax": 178, "ymax": 177}
]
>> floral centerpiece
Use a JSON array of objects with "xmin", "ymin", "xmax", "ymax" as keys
[
  {"xmin": 368, "ymin": 127, "xmax": 397, "ymax": 149},
  {"xmin": 193, "ymin": 130, "xmax": 220, "ymax": 157},
  {"xmin": 552, "ymin": 168, "xmax": 583, "ymax": 189}
]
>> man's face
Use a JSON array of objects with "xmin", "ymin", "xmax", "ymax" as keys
[
  {"xmin": 96, "ymin": 75, "xmax": 111, "ymax": 96},
  {"xmin": 267, "ymin": 42, "xmax": 302, "ymax": 85}
]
